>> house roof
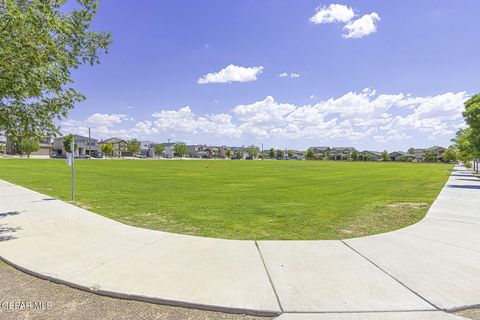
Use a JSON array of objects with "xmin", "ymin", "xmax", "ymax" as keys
[
  {"xmin": 55, "ymin": 134, "xmax": 95, "ymax": 141},
  {"xmin": 361, "ymin": 150, "xmax": 382, "ymax": 156},
  {"xmin": 331, "ymin": 147, "xmax": 355, "ymax": 152},
  {"xmin": 427, "ymin": 146, "xmax": 447, "ymax": 151},
  {"xmin": 99, "ymin": 137, "xmax": 126, "ymax": 144}
]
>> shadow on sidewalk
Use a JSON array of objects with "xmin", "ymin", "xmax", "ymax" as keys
[
  {"xmin": 0, "ymin": 211, "xmax": 22, "ymax": 242},
  {"xmin": 448, "ymin": 185, "xmax": 480, "ymax": 190}
]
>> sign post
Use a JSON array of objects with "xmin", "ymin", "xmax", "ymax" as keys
[
  {"xmin": 65, "ymin": 135, "xmax": 75, "ymax": 201},
  {"xmin": 71, "ymin": 137, "xmax": 75, "ymax": 201}
]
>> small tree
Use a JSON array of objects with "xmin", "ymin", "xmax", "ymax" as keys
[
  {"xmin": 269, "ymin": 148, "xmax": 275, "ymax": 159},
  {"xmin": 381, "ymin": 150, "xmax": 389, "ymax": 161},
  {"xmin": 424, "ymin": 150, "xmax": 436, "ymax": 162},
  {"xmin": 364, "ymin": 152, "xmax": 372, "ymax": 161},
  {"xmin": 235, "ymin": 150, "xmax": 241, "ymax": 158},
  {"xmin": 18, "ymin": 138, "xmax": 39, "ymax": 158},
  {"xmin": 407, "ymin": 147, "xmax": 415, "ymax": 154},
  {"xmin": 399, "ymin": 155, "xmax": 407, "ymax": 162},
  {"xmin": 325, "ymin": 151, "xmax": 332, "ymax": 160},
  {"xmin": 101, "ymin": 143, "xmax": 113, "ymax": 158},
  {"xmin": 126, "ymin": 139, "xmax": 141, "ymax": 158},
  {"xmin": 0, "ymin": 143, "xmax": 6, "ymax": 154},
  {"xmin": 173, "ymin": 143, "xmax": 188, "ymax": 157},
  {"xmin": 287, "ymin": 150, "xmax": 294, "ymax": 159},
  {"xmin": 154, "ymin": 144, "xmax": 165, "ymax": 158},
  {"xmin": 306, "ymin": 149, "xmax": 314, "ymax": 160},
  {"xmin": 276, "ymin": 149, "xmax": 284, "ymax": 159},
  {"xmin": 245, "ymin": 145, "xmax": 259, "ymax": 158},
  {"xmin": 63, "ymin": 134, "xmax": 78, "ymax": 153},
  {"xmin": 351, "ymin": 150, "xmax": 359, "ymax": 161},
  {"xmin": 226, "ymin": 149, "xmax": 232, "ymax": 158},
  {"xmin": 442, "ymin": 147, "xmax": 457, "ymax": 163}
]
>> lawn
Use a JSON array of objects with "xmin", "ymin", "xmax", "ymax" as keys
[{"xmin": 0, "ymin": 159, "xmax": 452, "ymax": 240}]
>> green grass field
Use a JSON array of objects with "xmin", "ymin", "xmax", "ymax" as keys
[{"xmin": 0, "ymin": 159, "xmax": 453, "ymax": 240}]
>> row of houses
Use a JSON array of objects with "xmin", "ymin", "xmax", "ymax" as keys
[
  {"xmin": 0, "ymin": 134, "xmax": 447, "ymax": 162},
  {"xmin": 308, "ymin": 146, "xmax": 447, "ymax": 162},
  {"xmin": 1, "ymin": 135, "xmax": 248, "ymax": 159}
]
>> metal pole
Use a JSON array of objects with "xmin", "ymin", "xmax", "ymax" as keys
[
  {"xmin": 88, "ymin": 127, "xmax": 91, "ymax": 157},
  {"xmin": 71, "ymin": 136, "xmax": 75, "ymax": 201}
]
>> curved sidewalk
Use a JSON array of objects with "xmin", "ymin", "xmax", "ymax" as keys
[{"xmin": 0, "ymin": 166, "xmax": 479, "ymax": 319}]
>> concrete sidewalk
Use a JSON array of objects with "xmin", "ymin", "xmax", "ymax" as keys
[{"xmin": 0, "ymin": 166, "xmax": 479, "ymax": 319}]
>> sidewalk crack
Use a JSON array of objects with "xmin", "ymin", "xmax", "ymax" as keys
[
  {"xmin": 341, "ymin": 240, "xmax": 440, "ymax": 311},
  {"xmin": 254, "ymin": 241, "xmax": 283, "ymax": 313}
]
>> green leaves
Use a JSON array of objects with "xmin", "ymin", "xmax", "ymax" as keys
[
  {"xmin": 463, "ymin": 94, "xmax": 480, "ymax": 132},
  {"xmin": 173, "ymin": 143, "xmax": 188, "ymax": 157},
  {"xmin": 0, "ymin": 0, "xmax": 111, "ymax": 138},
  {"xmin": 126, "ymin": 139, "xmax": 141, "ymax": 156},
  {"xmin": 18, "ymin": 137, "xmax": 40, "ymax": 157}
]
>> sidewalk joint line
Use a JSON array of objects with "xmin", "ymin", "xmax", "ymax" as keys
[
  {"xmin": 340, "ymin": 240, "xmax": 440, "ymax": 311},
  {"xmin": 429, "ymin": 217, "xmax": 480, "ymax": 226},
  {"xmin": 398, "ymin": 231, "xmax": 480, "ymax": 253},
  {"xmin": 64, "ymin": 237, "xmax": 167, "ymax": 281},
  {"xmin": 254, "ymin": 241, "xmax": 284, "ymax": 313},
  {"xmin": 282, "ymin": 309, "xmax": 443, "ymax": 314}
]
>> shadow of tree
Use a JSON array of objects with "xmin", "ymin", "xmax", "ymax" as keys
[
  {"xmin": 448, "ymin": 185, "xmax": 480, "ymax": 190},
  {"xmin": 0, "ymin": 211, "xmax": 22, "ymax": 242}
]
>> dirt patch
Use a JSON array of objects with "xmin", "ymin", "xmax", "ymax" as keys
[
  {"xmin": 387, "ymin": 202, "xmax": 428, "ymax": 209},
  {"xmin": 337, "ymin": 202, "xmax": 430, "ymax": 239},
  {"xmin": 0, "ymin": 260, "xmax": 271, "ymax": 320}
]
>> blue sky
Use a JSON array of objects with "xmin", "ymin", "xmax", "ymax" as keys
[{"xmin": 63, "ymin": 0, "xmax": 480, "ymax": 151}]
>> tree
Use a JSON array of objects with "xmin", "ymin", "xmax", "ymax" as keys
[
  {"xmin": 63, "ymin": 134, "xmax": 78, "ymax": 153},
  {"xmin": 452, "ymin": 129, "xmax": 477, "ymax": 163},
  {"xmin": 235, "ymin": 150, "xmax": 241, "ymax": 158},
  {"xmin": 101, "ymin": 143, "xmax": 113, "ymax": 158},
  {"xmin": 325, "ymin": 151, "xmax": 332, "ymax": 160},
  {"xmin": 269, "ymin": 148, "xmax": 275, "ymax": 159},
  {"xmin": 442, "ymin": 147, "xmax": 457, "ymax": 163},
  {"xmin": 407, "ymin": 147, "xmax": 415, "ymax": 155},
  {"xmin": 381, "ymin": 150, "xmax": 389, "ymax": 161},
  {"xmin": 287, "ymin": 150, "xmax": 293, "ymax": 159},
  {"xmin": 226, "ymin": 149, "xmax": 232, "ymax": 158},
  {"xmin": 306, "ymin": 149, "xmax": 315, "ymax": 160},
  {"xmin": 173, "ymin": 143, "xmax": 188, "ymax": 157},
  {"xmin": 351, "ymin": 150, "xmax": 359, "ymax": 161},
  {"xmin": 463, "ymin": 94, "xmax": 480, "ymax": 132},
  {"xmin": 126, "ymin": 139, "xmax": 141, "ymax": 158},
  {"xmin": 245, "ymin": 145, "xmax": 259, "ymax": 158},
  {"xmin": 424, "ymin": 150, "xmax": 436, "ymax": 162},
  {"xmin": 0, "ymin": 0, "xmax": 111, "ymax": 139},
  {"xmin": 399, "ymin": 155, "xmax": 407, "ymax": 162},
  {"xmin": 276, "ymin": 149, "xmax": 284, "ymax": 159},
  {"xmin": 0, "ymin": 143, "xmax": 5, "ymax": 154},
  {"xmin": 18, "ymin": 138, "xmax": 39, "ymax": 158},
  {"xmin": 153, "ymin": 144, "xmax": 165, "ymax": 158},
  {"xmin": 364, "ymin": 152, "xmax": 372, "ymax": 161}
]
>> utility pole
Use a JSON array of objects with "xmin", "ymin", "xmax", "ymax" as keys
[
  {"xmin": 71, "ymin": 136, "xmax": 75, "ymax": 201},
  {"xmin": 87, "ymin": 126, "xmax": 91, "ymax": 157}
]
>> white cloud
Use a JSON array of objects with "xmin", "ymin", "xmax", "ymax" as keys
[
  {"xmin": 309, "ymin": 4, "xmax": 355, "ymax": 24},
  {"xmin": 61, "ymin": 113, "xmax": 134, "ymax": 139},
  {"xmin": 62, "ymin": 89, "xmax": 469, "ymax": 146},
  {"xmin": 279, "ymin": 72, "xmax": 301, "ymax": 78},
  {"xmin": 309, "ymin": 4, "xmax": 381, "ymax": 39},
  {"xmin": 343, "ymin": 12, "xmax": 380, "ymax": 38},
  {"xmin": 198, "ymin": 64, "xmax": 263, "ymax": 84}
]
